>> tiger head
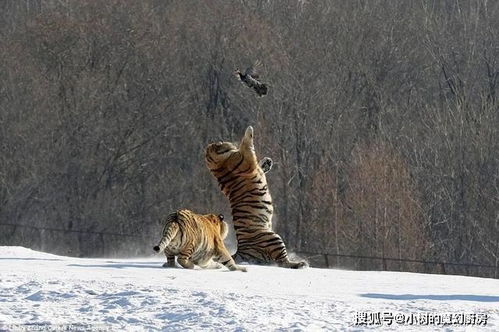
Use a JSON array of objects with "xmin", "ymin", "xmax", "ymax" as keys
[
  {"xmin": 205, "ymin": 213, "xmax": 229, "ymax": 239},
  {"xmin": 205, "ymin": 126, "xmax": 257, "ymax": 175}
]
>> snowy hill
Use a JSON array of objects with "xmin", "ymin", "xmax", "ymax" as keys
[{"xmin": 0, "ymin": 247, "xmax": 497, "ymax": 331}]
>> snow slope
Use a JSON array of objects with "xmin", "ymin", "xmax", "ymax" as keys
[{"xmin": 0, "ymin": 246, "xmax": 498, "ymax": 331}]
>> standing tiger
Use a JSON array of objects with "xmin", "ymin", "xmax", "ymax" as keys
[
  {"xmin": 205, "ymin": 126, "xmax": 307, "ymax": 269},
  {"xmin": 153, "ymin": 209, "xmax": 247, "ymax": 272}
]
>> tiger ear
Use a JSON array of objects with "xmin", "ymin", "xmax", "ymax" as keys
[{"xmin": 218, "ymin": 214, "xmax": 224, "ymax": 221}]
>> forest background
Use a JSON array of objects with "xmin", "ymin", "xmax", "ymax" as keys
[{"xmin": 1, "ymin": 0, "xmax": 498, "ymax": 278}]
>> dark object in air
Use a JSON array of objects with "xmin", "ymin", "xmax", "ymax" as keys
[{"xmin": 235, "ymin": 61, "xmax": 268, "ymax": 97}]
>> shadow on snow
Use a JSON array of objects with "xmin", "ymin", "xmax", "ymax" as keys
[
  {"xmin": 0, "ymin": 257, "xmax": 62, "ymax": 261},
  {"xmin": 68, "ymin": 262, "xmax": 164, "ymax": 269},
  {"xmin": 360, "ymin": 293, "xmax": 499, "ymax": 302}
]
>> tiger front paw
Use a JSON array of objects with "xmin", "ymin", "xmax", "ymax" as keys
[{"xmin": 259, "ymin": 157, "xmax": 273, "ymax": 174}]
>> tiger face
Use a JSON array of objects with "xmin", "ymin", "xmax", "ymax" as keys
[
  {"xmin": 205, "ymin": 141, "xmax": 238, "ymax": 170},
  {"xmin": 205, "ymin": 126, "xmax": 258, "ymax": 175}
]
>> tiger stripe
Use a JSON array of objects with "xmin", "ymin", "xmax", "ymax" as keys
[
  {"xmin": 153, "ymin": 209, "xmax": 247, "ymax": 272},
  {"xmin": 205, "ymin": 126, "xmax": 307, "ymax": 269}
]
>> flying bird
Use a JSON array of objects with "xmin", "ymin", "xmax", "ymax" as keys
[{"xmin": 235, "ymin": 61, "xmax": 268, "ymax": 97}]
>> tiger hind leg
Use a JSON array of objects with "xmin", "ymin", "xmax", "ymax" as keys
[
  {"xmin": 177, "ymin": 245, "xmax": 195, "ymax": 269},
  {"xmin": 273, "ymin": 244, "xmax": 308, "ymax": 269},
  {"xmin": 236, "ymin": 232, "xmax": 308, "ymax": 269},
  {"xmin": 277, "ymin": 259, "xmax": 308, "ymax": 269},
  {"xmin": 177, "ymin": 256, "xmax": 195, "ymax": 269},
  {"xmin": 162, "ymin": 253, "xmax": 176, "ymax": 268},
  {"xmin": 196, "ymin": 258, "xmax": 223, "ymax": 269},
  {"xmin": 232, "ymin": 250, "xmax": 264, "ymax": 265},
  {"xmin": 216, "ymin": 246, "xmax": 247, "ymax": 272},
  {"xmin": 265, "ymin": 232, "xmax": 307, "ymax": 269},
  {"xmin": 234, "ymin": 249, "xmax": 306, "ymax": 268}
]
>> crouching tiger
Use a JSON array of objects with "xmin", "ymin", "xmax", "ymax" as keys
[
  {"xmin": 153, "ymin": 209, "xmax": 247, "ymax": 272},
  {"xmin": 205, "ymin": 126, "xmax": 307, "ymax": 269}
]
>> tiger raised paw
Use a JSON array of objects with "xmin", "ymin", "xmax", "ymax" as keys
[
  {"xmin": 205, "ymin": 126, "xmax": 307, "ymax": 269},
  {"xmin": 153, "ymin": 209, "xmax": 247, "ymax": 272},
  {"xmin": 259, "ymin": 157, "xmax": 273, "ymax": 174}
]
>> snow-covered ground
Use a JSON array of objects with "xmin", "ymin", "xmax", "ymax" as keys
[{"xmin": 0, "ymin": 247, "xmax": 498, "ymax": 331}]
